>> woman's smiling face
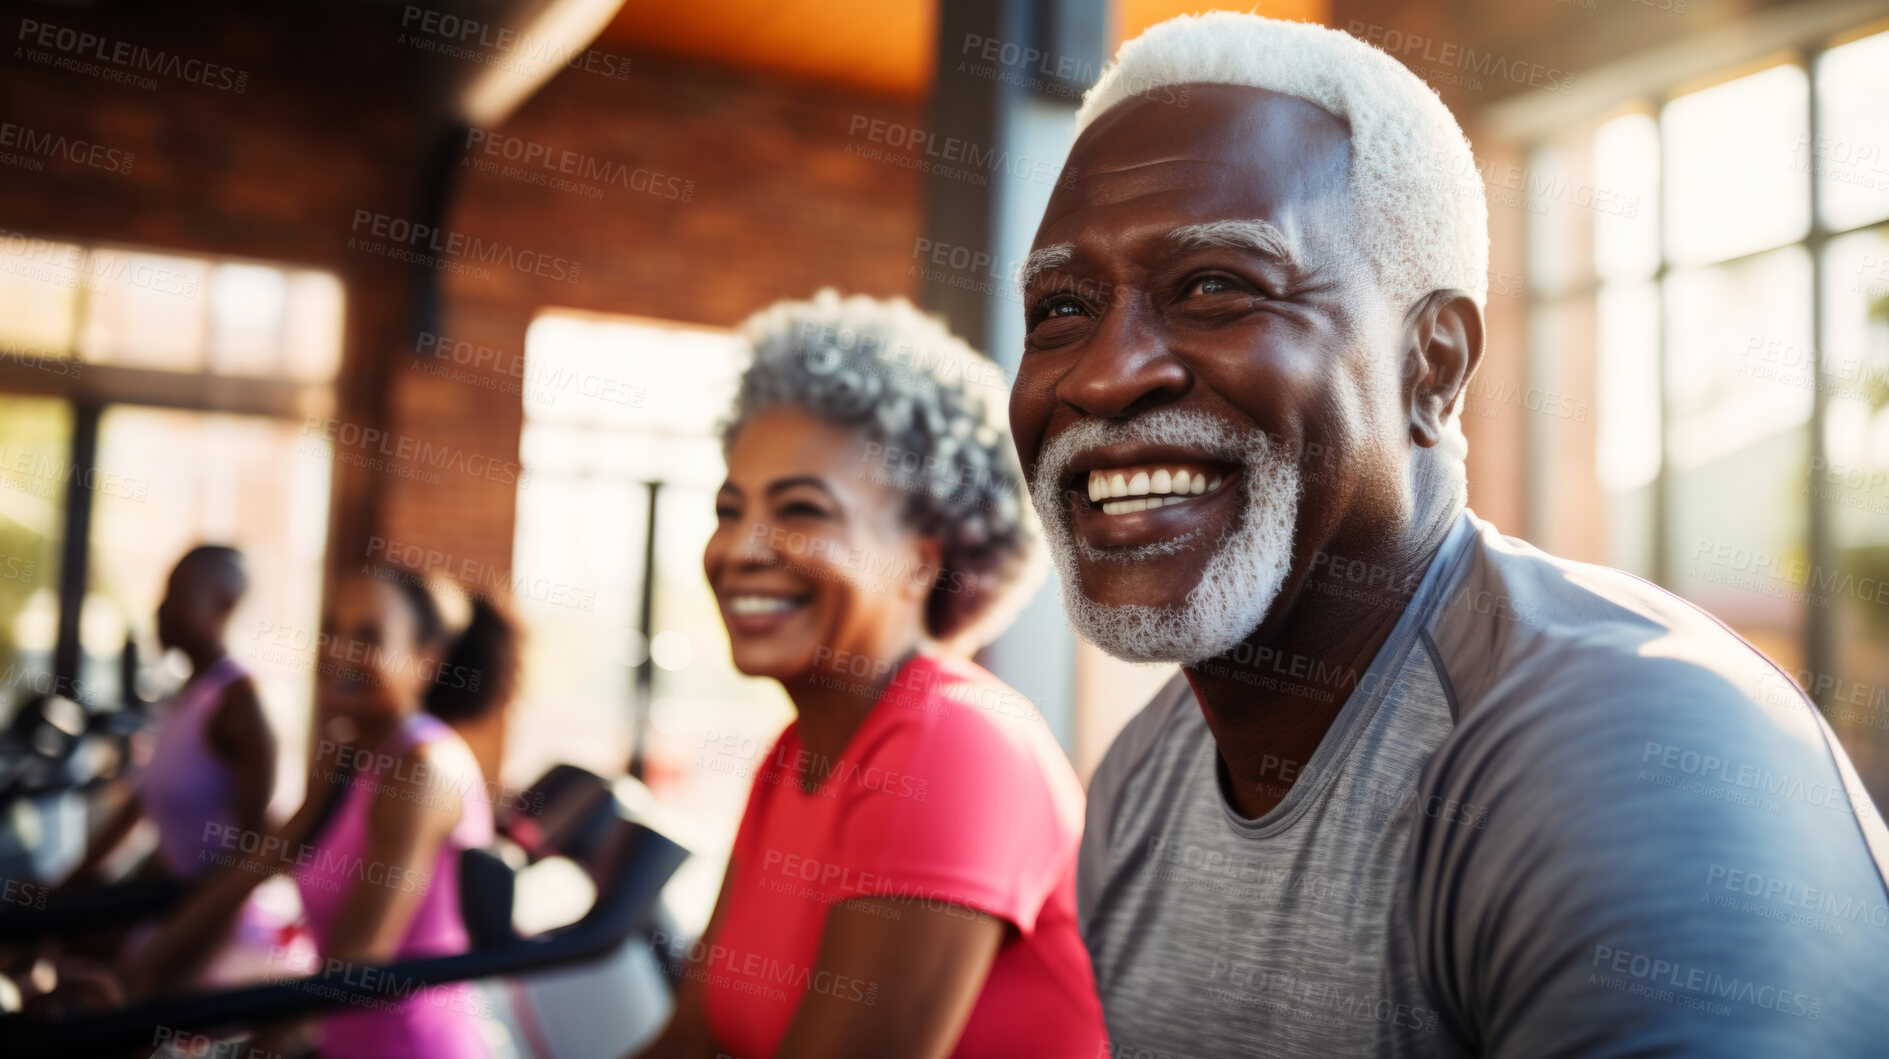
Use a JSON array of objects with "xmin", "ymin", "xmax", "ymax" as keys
[{"xmin": 704, "ymin": 407, "xmax": 941, "ymax": 686}]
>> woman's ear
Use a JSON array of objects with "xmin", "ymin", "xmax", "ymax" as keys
[{"xmin": 906, "ymin": 535, "xmax": 947, "ymax": 603}]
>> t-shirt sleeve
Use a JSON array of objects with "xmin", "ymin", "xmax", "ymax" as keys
[
  {"xmin": 833, "ymin": 706, "xmax": 1069, "ymax": 936},
  {"xmin": 1404, "ymin": 659, "xmax": 1889, "ymax": 1058}
]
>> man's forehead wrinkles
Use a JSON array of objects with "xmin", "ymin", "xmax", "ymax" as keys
[{"xmin": 1060, "ymin": 158, "xmax": 1238, "ymax": 212}]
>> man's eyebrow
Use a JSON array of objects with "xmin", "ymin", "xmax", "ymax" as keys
[
  {"xmin": 1016, "ymin": 242, "xmax": 1075, "ymax": 299},
  {"xmin": 1167, "ymin": 219, "xmax": 1302, "ymax": 269}
]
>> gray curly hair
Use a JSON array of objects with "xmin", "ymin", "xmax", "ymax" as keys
[{"xmin": 721, "ymin": 289, "xmax": 1044, "ymax": 649}]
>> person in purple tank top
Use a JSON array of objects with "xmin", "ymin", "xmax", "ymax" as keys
[
  {"xmin": 66, "ymin": 545, "xmax": 275, "ymax": 888},
  {"xmin": 124, "ymin": 566, "xmax": 521, "ymax": 1058}
]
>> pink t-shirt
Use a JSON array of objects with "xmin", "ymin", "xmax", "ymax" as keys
[{"xmin": 701, "ymin": 653, "xmax": 1109, "ymax": 1058}]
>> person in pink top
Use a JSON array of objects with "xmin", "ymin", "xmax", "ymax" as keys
[
  {"xmin": 66, "ymin": 546, "xmax": 275, "ymax": 889},
  {"xmin": 636, "ymin": 291, "xmax": 1109, "ymax": 1058},
  {"xmin": 126, "ymin": 567, "xmax": 520, "ymax": 1058}
]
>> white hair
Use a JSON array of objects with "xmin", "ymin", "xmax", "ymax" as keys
[
  {"xmin": 1026, "ymin": 408, "xmax": 1301, "ymax": 665},
  {"xmin": 1074, "ymin": 12, "xmax": 1489, "ymax": 313}
]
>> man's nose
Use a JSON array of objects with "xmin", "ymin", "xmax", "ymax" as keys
[{"xmin": 1054, "ymin": 301, "xmax": 1191, "ymax": 419}]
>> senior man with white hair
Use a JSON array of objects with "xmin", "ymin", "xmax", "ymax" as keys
[{"xmin": 1010, "ymin": 12, "xmax": 1889, "ymax": 1057}]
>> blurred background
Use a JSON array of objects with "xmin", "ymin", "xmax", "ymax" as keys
[{"xmin": 2, "ymin": 0, "xmax": 1888, "ymax": 940}]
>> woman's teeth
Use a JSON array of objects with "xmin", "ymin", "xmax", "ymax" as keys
[
  {"xmin": 729, "ymin": 595, "xmax": 803, "ymax": 616},
  {"xmin": 1086, "ymin": 465, "xmax": 1225, "ymax": 515}
]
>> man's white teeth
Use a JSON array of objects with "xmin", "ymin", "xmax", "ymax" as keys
[
  {"xmin": 1086, "ymin": 466, "xmax": 1227, "ymax": 509},
  {"xmin": 730, "ymin": 595, "xmax": 801, "ymax": 616},
  {"xmin": 1100, "ymin": 496, "xmax": 1192, "ymax": 515}
]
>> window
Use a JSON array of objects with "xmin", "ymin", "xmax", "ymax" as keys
[
  {"xmin": 510, "ymin": 310, "xmax": 779, "ymax": 934},
  {"xmin": 0, "ymin": 234, "xmax": 342, "ymax": 793},
  {"xmin": 1524, "ymin": 28, "xmax": 1889, "ymax": 806}
]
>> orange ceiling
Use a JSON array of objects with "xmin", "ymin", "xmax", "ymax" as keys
[
  {"xmin": 599, "ymin": 0, "xmax": 939, "ymax": 99},
  {"xmin": 598, "ymin": 0, "xmax": 1331, "ymax": 100}
]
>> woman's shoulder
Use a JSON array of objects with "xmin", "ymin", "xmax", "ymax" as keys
[{"xmin": 869, "ymin": 654, "xmax": 1072, "ymax": 789}]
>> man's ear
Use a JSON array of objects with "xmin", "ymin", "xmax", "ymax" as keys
[{"xmin": 1402, "ymin": 290, "xmax": 1484, "ymax": 448}]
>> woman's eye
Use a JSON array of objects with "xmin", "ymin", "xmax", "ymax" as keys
[
  {"xmin": 780, "ymin": 501, "xmax": 827, "ymax": 518},
  {"xmin": 714, "ymin": 505, "xmax": 738, "ymax": 520}
]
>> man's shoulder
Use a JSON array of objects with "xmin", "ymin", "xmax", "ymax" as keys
[
  {"xmin": 1420, "ymin": 515, "xmax": 1886, "ymax": 873},
  {"xmin": 1430, "ymin": 514, "xmax": 1803, "ymax": 732}
]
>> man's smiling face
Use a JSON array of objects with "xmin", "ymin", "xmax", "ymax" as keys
[{"xmin": 1011, "ymin": 84, "xmax": 1414, "ymax": 661}]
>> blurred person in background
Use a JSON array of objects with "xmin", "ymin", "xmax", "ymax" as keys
[
  {"xmin": 635, "ymin": 291, "xmax": 1106, "ymax": 1058},
  {"xmin": 38, "ymin": 545, "xmax": 321, "ymax": 1002},
  {"xmin": 122, "ymin": 567, "xmax": 520, "ymax": 1058},
  {"xmin": 66, "ymin": 545, "xmax": 274, "ymax": 891},
  {"xmin": 1016, "ymin": 12, "xmax": 1889, "ymax": 1057}
]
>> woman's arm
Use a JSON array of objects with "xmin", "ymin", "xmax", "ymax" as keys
[
  {"xmin": 772, "ymin": 897, "xmax": 1004, "ymax": 1059},
  {"xmin": 206, "ymin": 677, "xmax": 276, "ymax": 837},
  {"xmin": 58, "ymin": 787, "xmax": 144, "ymax": 890},
  {"xmin": 318, "ymin": 739, "xmax": 463, "ymax": 965},
  {"xmin": 121, "ymin": 768, "xmax": 334, "ymax": 999}
]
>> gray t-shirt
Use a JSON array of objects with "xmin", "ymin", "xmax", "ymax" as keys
[{"xmin": 1079, "ymin": 511, "xmax": 1889, "ymax": 1058}]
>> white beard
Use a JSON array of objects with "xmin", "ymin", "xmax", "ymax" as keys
[{"xmin": 1026, "ymin": 409, "xmax": 1301, "ymax": 665}]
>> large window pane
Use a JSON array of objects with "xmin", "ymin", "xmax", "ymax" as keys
[
  {"xmin": 1664, "ymin": 64, "xmax": 1809, "ymax": 267},
  {"xmin": 281, "ymin": 271, "xmax": 346, "ymax": 383},
  {"xmin": 1594, "ymin": 112, "xmax": 1661, "ymax": 283},
  {"xmin": 207, "ymin": 263, "xmax": 289, "ymax": 377},
  {"xmin": 0, "ymin": 397, "xmax": 70, "ymax": 716},
  {"xmin": 1596, "ymin": 280, "xmax": 1661, "ymax": 576},
  {"xmin": 512, "ymin": 312, "xmax": 775, "ymax": 935},
  {"xmin": 1665, "ymin": 247, "xmax": 1814, "ymax": 469},
  {"xmin": 88, "ymin": 408, "xmax": 330, "ymax": 808},
  {"xmin": 1819, "ymin": 225, "xmax": 1889, "ymax": 805},
  {"xmin": 1525, "ymin": 143, "xmax": 1593, "ymax": 300},
  {"xmin": 1814, "ymin": 31, "xmax": 1889, "ymax": 232},
  {"xmin": 0, "ymin": 236, "xmax": 83, "ymax": 355},
  {"xmin": 77, "ymin": 249, "xmax": 209, "ymax": 371},
  {"xmin": 1664, "ymin": 247, "xmax": 1814, "ymax": 670}
]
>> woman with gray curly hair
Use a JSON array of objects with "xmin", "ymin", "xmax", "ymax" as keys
[{"xmin": 636, "ymin": 291, "xmax": 1106, "ymax": 1058}]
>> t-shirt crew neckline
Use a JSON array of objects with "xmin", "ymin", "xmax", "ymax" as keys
[
  {"xmin": 1213, "ymin": 513, "xmax": 1478, "ymax": 840},
  {"xmin": 783, "ymin": 648, "xmax": 932, "ymax": 799}
]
